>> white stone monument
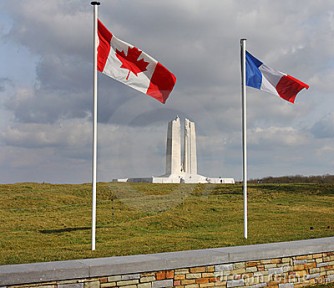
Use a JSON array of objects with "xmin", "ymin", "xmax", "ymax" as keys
[
  {"xmin": 165, "ymin": 116, "xmax": 182, "ymax": 175},
  {"xmin": 113, "ymin": 117, "xmax": 235, "ymax": 184},
  {"xmin": 183, "ymin": 118, "xmax": 197, "ymax": 175}
]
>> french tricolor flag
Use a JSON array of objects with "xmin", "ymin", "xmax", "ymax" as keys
[{"xmin": 246, "ymin": 51, "xmax": 309, "ymax": 103}]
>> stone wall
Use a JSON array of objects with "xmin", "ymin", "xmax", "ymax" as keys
[{"xmin": 0, "ymin": 237, "xmax": 334, "ymax": 288}]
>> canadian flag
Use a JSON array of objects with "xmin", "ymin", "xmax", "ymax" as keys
[{"xmin": 97, "ymin": 19, "xmax": 176, "ymax": 104}]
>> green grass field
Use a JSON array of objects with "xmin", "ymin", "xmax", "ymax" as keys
[{"xmin": 0, "ymin": 182, "xmax": 333, "ymax": 265}]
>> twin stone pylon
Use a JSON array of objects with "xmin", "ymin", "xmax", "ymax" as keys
[
  {"xmin": 113, "ymin": 116, "xmax": 235, "ymax": 184},
  {"xmin": 165, "ymin": 116, "xmax": 197, "ymax": 176}
]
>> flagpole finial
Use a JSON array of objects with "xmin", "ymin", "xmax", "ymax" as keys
[{"xmin": 91, "ymin": 1, "xmax": 100, "ymax": 5}]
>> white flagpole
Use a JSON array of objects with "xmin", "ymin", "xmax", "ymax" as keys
[
  {"xmin": 240, "ymin": 39, "xmax": 248, "ymax": 239},
  {"xmin": 91, "ymin": 1, "xmax": 100, "ymax": 251}
]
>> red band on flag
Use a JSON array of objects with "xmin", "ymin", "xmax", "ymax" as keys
[
  {"xmin": 97, "ymin": 20, "xmax": 112, "ymax": 72},
  {"xmin": 147, "ymin": 63, "xmax": 177, "ymax": 104},
  {"xmin": 276, "ymin": 75, "xmax": 310, "ymax": 103}
]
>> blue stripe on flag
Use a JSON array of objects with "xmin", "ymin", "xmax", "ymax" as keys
[{"xmin": 246, "ymin": 51, "xmax": 262, "ymax": 89}]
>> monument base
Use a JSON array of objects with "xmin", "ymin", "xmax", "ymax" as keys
[{"xmin": 113, "ymin": 173, "xmax": 235, "ymax": 184}]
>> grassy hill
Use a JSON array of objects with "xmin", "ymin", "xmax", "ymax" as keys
[{"xmin": 0, "ymin": 182, "xmax": 333, "ymax": 265}]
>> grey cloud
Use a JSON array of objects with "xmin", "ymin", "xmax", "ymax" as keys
[
  {"xmin": 0, "ymin": 78, "xmax": 12, "ymax": 92},
  {"xmin": 311, "ymin": 113, "xmax": 334, "ymax": 139},
  {"xmin": 1, "ymin": 0, "xmax": 334, "ymax": 183}
]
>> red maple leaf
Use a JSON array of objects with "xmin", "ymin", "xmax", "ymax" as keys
[{"xmin": 116, "ymin": 46, "xmax": 149, "ymax": 80}]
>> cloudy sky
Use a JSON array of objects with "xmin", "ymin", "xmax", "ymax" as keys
[{"xmin": 0, "ymin": 0, "xmax": 333, "ymax": 184}]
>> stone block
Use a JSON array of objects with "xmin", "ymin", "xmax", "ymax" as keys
[
  {"xmin": 326, "ymin": 274, "xmax": 334, "ymax": 282},
  {"xmin": 292, "ymin": 265, "xmax": 305, "ymax": 271},
  {"xmin": 258, "ymin": 265, "xmax": 266, "ymax": 272},
  {"xmin": 282, "ymin": 266, "xmax": 292, "ymax": 273},
  {"xmin": 227, "ymin": 279, "xmax": 245, "ymax": 288},
  {"xmin": 199, "ymin": 283, "xmax": 215, "ymax": 288},
  {"xmin": 122, "ymin": 274, "xmax": 140, "ymax": 280},
  {"xmin": 282, "ymin": 258, "xmax": 292, "ymax": 264},
  {"xmin": 152, "ymin": 279, "xmax": 173, "ymax": 288},
  {"xmin": 138, "ymin": 283, "xmax": 152, "ymax": 288},
  {"xmin": 304, "ymin": 262, "xmax": 316, "ymax": 269},
  {"xmin": 184, "ymin": 284, "xmax": 199, "ymax": 288},
  {"xmin": 99, "ymin": 278, "xmax": 108, "ymax": 284},
  {"xmin": 155, "ymin": 271, "xmax": 166, "ymax": 280},
  {"xmin": 254, "ymin": 271, "xmax": 268, "ymax": 278},
  {"xmin": 141, "ymin": 272, "xmax": 155, "ymax": 277},
  {"xmin": 234, "ymin": 262, "xmax": 245, "ymax": 269},
  {"xmin": 186, "ymin": 273, "xmax": 201, "ymax": 279},
  {"xmin": 309, "ymin": 268, "xmax": 320, "ymax": 274},
  {"xmin": 247, "ymin": 261, "xmax": 260, "ymax": 267},
  {"xmin": 117, "ymin": 279, "xmax": 139, "ymax": 286},
  {"xmin": 317, "ymin": 262, "xmax": 329, "ymax": 268},
  {"xmin": 84, "ymin": 281, "xmax": 100, "ymax": 288},
  {"xmin": 202, "ymin": 273, "xmax": 214, "ymax": 278},
  {"xmin": 232, "ymin": 268, "xmax": 246, "ymax": 274},
  {"xmin": 181, "ymin": 279, "xmax": 196, "ymax": 285},
  {"xmin": 267, "ymin": 281, "xmax": 279, "ymax": 288},
  {"xmin": 246, "ymin": 267, "xmax": 258, "ymax": 273},
  {"xmin": 175, "ymin": 269, "xmax": 189, "ymax": 274},
  {"xmin": 305, "ymin": 273, "xmax": 320, "ymax": 280},
  {"xmin": 295, "ymin": 255, "xmax": 312, "ymax": 260},
  {"xmin": 108, "ymin": 276, "xmax": 122, "ymax": 282},
  {"xmin": 140, "ymin": 276, "xmax": 156, "ymax": 283},
  {"xmin": 196, "ymin": 278, "xmax": 210, "ymax": 284},
  {"xmin": 295, "ymin": 270, "xmax": 307, "ymax": 278},
  {"xmin": 101, "ymin": 283, "xmax": 117, "ymax": 288},
  {"xmin": 278, "ymin": 283, "xmax": 294, "ymax": 288},
  {"xmin": 216, "ymin": 264, "xmax": 233, "ymax": 272},
  {"xmin": 268, "ymin": 268, "xmax": 284, "ymax": 275},
  {"xmin": 293, "ymin": 260, "xmax": 307, "ymax": 265},
  {"xmin": 190, "ymin": 267, "xmax": 206, "ymax": 273},
  {"xmin": 165, "ymin": 270, "xmax": 174, "ymax": 279},
  {"xmin": 174, "ymin": 274, "xmax": 186, "ymax": 280},
  {"xmin": 214, "ymin": 281, "xmax": 227, "ymax": 287}
]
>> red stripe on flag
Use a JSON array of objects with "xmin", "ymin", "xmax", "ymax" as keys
[
  {"xmin": 97, "ymin": 20, "xmax": 113, "ymax": 72},
  {"xmin": 147, "ymin": 62, "xmax": 177, "ymax": 104},
  {"xmin": 276, "ymin": 74, "xmax": 309, "ymax": 103}
]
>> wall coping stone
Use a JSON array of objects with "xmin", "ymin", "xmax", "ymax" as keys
[{"xmin": 0, "ymin": 237, "xmax": 333, "ymax": 286}]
